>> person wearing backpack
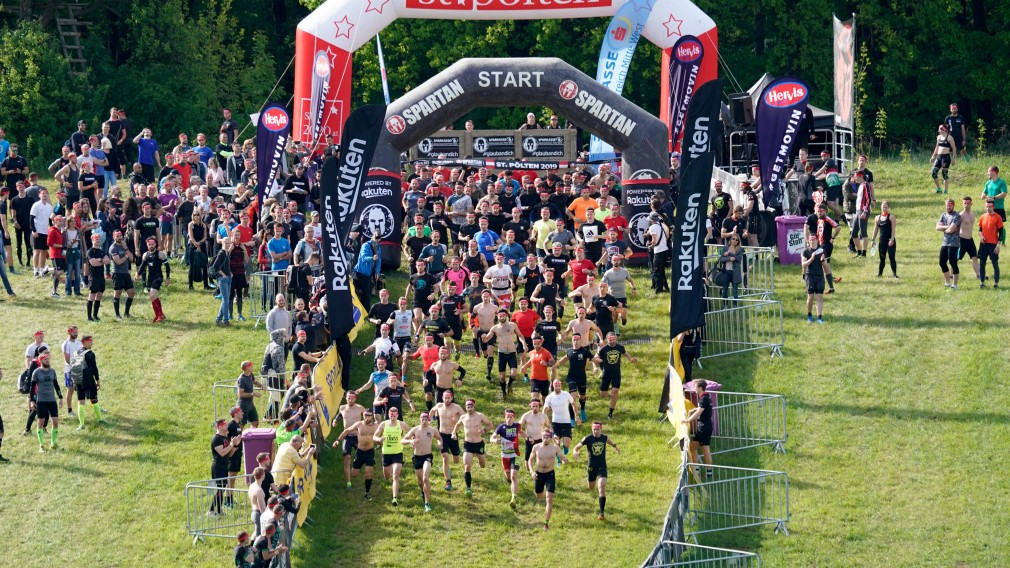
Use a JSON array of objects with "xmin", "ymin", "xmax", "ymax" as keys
[
  {"xmin": 61, "ymin": 326, "xmax": 82, "ymax": 417},
  {"xmin": 73, "ymin": 335, "xmax": 104, "ymax": 430}
]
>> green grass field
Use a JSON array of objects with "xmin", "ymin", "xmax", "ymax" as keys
[{"xmin": 2, "ymin": 157, "xmax": 1009, "ymax": 567}]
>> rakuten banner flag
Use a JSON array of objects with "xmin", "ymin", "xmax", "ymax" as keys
[{"xmin": 755, "ymin": 77, "xmax": 809, "ymax": 204}]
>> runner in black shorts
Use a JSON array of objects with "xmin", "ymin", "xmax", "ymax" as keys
[
  {"xmin": 402, "ymin": 412, "xmax": 441, "ymax": 512},
  {"xmin": 440, "ymin": 432, "xmax": 460, "ymax": 456},
  {"xmin": 137, "ymin": 236, "xmax": 170, "ymax": 323},
  {"xmin": 108, "ymin": 231, "xmax": 136, "ymax": 319},
  {"xmin": 556, "ymin": 333, "xmax": 592, "ymax": 420},
  {"xmin": 594, "ymin": 333, "xmax": 637, "ymax": 420},
  {"xmin": 574, "ymin": 421, "xmax": 621, "ymax": 520},
  {"xmin": 86, "ymin": 234, "xmax": 108, "ymax": 321},
  {"xmin": 801, "ymin": 236, "xmax": 828, "ymax": 323},
  {"xmin": 463, "ymin": 440, "xmax": 485, "ymax": 455},
  {"xmin": 684, "ymin": 381, "xmax": 715, "ymax": 478},
  {"xmin": 528, "ymin": 429, "xmax": 565, "ymax": 530},
  {"xmin": 353, "ymin": 447, "xmax": 375, "ymax": 470},
  {"xmin": 804, "ymin": 203, "xmax": 841, "ymax": 293}
]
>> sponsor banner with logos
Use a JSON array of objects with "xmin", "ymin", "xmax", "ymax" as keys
[
  {"xmin": 357, "ymin": 169, "xmax": 404, "ymax": 249},
  {"xmin": 755, "ymin": 77, "xmax": 809, "ymax": 204},
  {"xmin": 622, "ymin": 176, "xmax": 670, "ymax": 260},
  {"xmin": 414, "ymin": 135, "xmax": 461, "ymax": 159},
  {"xmin": 289, "ymin": 426, "xmax": 317, "ymax": 526},
  {"xmin": 833, "ymin": 16, "xmax": 855, "ymax": 129},
  {"xmin": 521, "ymin": 134, "xmax": 566, "ymax": 158},
  {"xmin": 668, "ymin": 35, "xmax": 703, "ymax": 152},
  {"xmin": 308, "ymin": 50, "xmax": 331, "ymax": 150},
  {"xmin": 670, "ymin": 79, "xmax": 722, "ymax": 338},
  {"xmin": 255, "ymin": 101, "xmax": 291, "ymax": 204},
  {"xmin": 589, "ymin": 0, "xmax": 653, "ymax": 163},
  {"xmin": 472, "ymin": 135, "xmax": 516, "ymax": 158},
  {"xmin": 310, "ymin": 347, "xmax": 344, "ymax": 438},
  {"xmin": 320, "ymin": 104, "xmax": 386, "ymax": 340}
]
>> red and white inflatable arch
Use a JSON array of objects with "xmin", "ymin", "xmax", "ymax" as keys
[{"xmin": 294, "ymin": 0, "xmax": 717, "ymax": 149}]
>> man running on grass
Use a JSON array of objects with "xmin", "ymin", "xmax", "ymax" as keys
[
  {"xmin": 333, "ymin": 410, "xmax": 380, "ymax": 500},
  {"xmin": 490, "ymin": 408, "xmax": 522, "ymax": 508},
  {"xmin": 430, "ymin": 390, "xmax": 465, "ymax": 492},
  {"xmin": 573, "ymin": 420, "xmax": 621, "ymax": 521},
  {"xmin": 528, "ymin": 429, "xmax": 565, "ymax": 530},
  {"xmin": 451, "ymin": 398, "xmax": 494, "ymax": 497},
  {"xmin": 402, "ymin": 411, "xmax": 442, "ymax": 512},
  {"xmin": 594, "ymin": 332, "xmax": 637, "ymax": 420},
  {"xmin": 332, "ymin": 392, "xmax": 365, "ymax": 489}
]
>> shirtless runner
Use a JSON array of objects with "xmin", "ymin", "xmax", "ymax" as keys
[
  {"xmin": 471, "ymin": 290, "xmax": 500, "ymax": 381},
  {"xmin": 330, "ymin": 392, "xmax": 365, "ymax": 488},
  {"xmin": 451, "ymin": 398, "xmax": 494, "ymax": 497},
  {"xmin": 528, "ymin": 429, "xmax": 566, "ymax": 530},
  {"xmin": 565, "ymin": 306, "xmax": 602, "ymax": 349},
  {"xmin": 429, "ymin": 390, "xmax": 465, "ymax": 491},
  {"xmin": 402, "ymin": 412, "xmax": 442, "ymax": 512},
  {"xmin": 333, "ymin": 410, "xmax": 380, "ymax": 499},
  {"xmin": 519, "ymin": 398, "xmax": 550, "ymax": 471},
  {"xmin": 429, "ymin": 346, "xmax": 466, "ymax": 406},
  {"xmin": 481, "ymin": 309, "xmax": 522, "ymax": 400}
]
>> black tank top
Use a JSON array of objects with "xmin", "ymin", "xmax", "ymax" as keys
[
  {"xmin": 877, "ymin": 214, "xmax": 893, "ymax": 241},
  {"xmin": 537, "ymin": 281, "xmax": 559, "ymax": 307},
  {"xmin": 464, "ymin": 252, "xmax": 484, "ymax": 274}
]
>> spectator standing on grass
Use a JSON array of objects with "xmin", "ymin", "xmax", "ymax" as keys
[
  {"xmin": 978, "ymin": 199, "xmax": 1004, "ymax": 288},
  {"xmin": 683, "ymin": 380, "xmax": 715, "ymax": 479},
  {"xmin": 209, "ymin": 418, "xmax": 240, "ymax": 515},
  {"xmin": 801, "ymin": 235, "xmax": 829, "ymax": 323},
  {"xmin": 936, "ymin": 198, "xmax": 962, "ymax": 289},
  {"xmin": 982, "ymin": 165, "xmax": 1007, "ymax": 221},
  {"xmin": 211, "ymin": 237, "xmax": 234, "ymax": 326},
  {"xmin": 871, "ymin": 201, "xmax": 898, "ymax": 279},
  {"xmin": 957, "ymin": 196, "xmax": 981, "ymax": 282}
]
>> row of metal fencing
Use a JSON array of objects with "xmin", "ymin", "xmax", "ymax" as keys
[{"xmin": 641, "ymin": 247, "xmax": 789, "ymax": 566}]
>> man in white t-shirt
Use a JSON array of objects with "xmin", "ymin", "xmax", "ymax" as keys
[
  {"xmin": 29, "ymin": 188, "xmax": 54, "ymax": 275},
  {"xmin": 544, "ymin": 379, "xmax": 580, "ymax": 458},
  {"xmin": 61, "ymin": 326, "xmax": 83, "ymax": 416},
  {"xmin": 646, "ymin": 212, "xmax": 670, "ymax": 293},
  {"xmin": 483, "ymin": 252, "xmax": 514, "ymax": 307}
]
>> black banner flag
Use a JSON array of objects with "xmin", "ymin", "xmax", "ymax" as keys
[
  {"xmin": 255, "ymin": 102, "xmax": 291, "ymax": 205},
  {"xmin": 670, "ymin": 79, "xmax": 723, "ymax": 339}
]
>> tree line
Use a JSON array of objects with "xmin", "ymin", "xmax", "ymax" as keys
[{"xmin": 0, "ymin": 0, "xmax": 1006, "ymax": 166}]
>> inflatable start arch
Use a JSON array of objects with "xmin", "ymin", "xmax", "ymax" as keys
[{"xmin": 294, "ymin": 0, "xmax": 718, "ymax": 149}]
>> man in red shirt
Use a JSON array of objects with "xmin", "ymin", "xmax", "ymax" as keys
[
  {"xmin": 47, "ymin": 215, "xmax": 67, "ymax": 298},
  {"xmin": 510, "ymin": 297, "xmax": 540, "ymax": 381},
  {"xmin": 565, "ymin": 246, "xmax": 597, "ymax": 291},
  {"xmin": 403, "ymin": 333, "xmax": 440, "ymax": 409},
  {"xmin": 978, "ymin": 199, "xmax": 1005, "ymax": 288},
  {"xmin": 603, "ymin": 205, "xmax": 629, "ymax": 241}
]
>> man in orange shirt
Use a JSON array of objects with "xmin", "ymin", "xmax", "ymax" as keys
[
  {"xmin": 566, "ymin": 187, "xmax": 599, "ymax": 230},
  {"xmin": 521, "ymin": 336, "xmax": 556, "ymax": 400},
  {"xmin": 510, "ymin": 297, "xmax": 540, "ymax": 381},
  {"xmin": 978, "ymin": 199, "xmax": 1005, "ymax": 288},
  {"xmin": 403, "ymin": 333, "xmax": 439, "ymax": 407}
]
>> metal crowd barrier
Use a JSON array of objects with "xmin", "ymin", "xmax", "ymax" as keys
[
  {"xmin": 701, "ymin": 297, "xmax": 784, "ymax": 360},
  {"xmin": 641, "ymin": 450, "xmax": 690, "ymax": 567},
  {"xmin": 649, "ymin": 542, "xmax": 762, "ymax": 567},
  {"xmin": 184, "ymin": 474, "xmax": 254, "ymax": 544},
  {"xmin": 212, "ymin": 379, "xmax": 290, "ymax": 426},
  {"xmin": 682, "ymin": 463, "xmax": 790, "ymax": 539},
  {"xmin": 707, "ymin": 391, "xmax": 787, "ymax": 456},
  {"xmin": 250, "ymin": 270, "xmax": 290, "ymax": 327},
  {"xmin": 705, "ymin": 245, "xmax": 776, "ymax": 300}
]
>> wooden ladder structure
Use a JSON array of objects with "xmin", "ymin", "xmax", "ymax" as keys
[{"xmin": 55, "ymin": 2, "xmax": 92, "ymax": 77}]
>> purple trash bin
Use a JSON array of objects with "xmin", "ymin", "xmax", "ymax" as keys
[
  {"xmin": 775, "ymin": 215, "xmax": 808, "ymax": 265},
  {"xmin": 241, "ymin": 427, "xmax": 277, "ymax": 481}
]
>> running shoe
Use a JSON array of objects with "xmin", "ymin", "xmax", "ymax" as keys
[
  {"xmin": 68, "ymin": 409, "xmax": 75, "ymax": 417},
  {"xmin": 543, "ymin": 522, "xmax": 549, "ymax": 531},
  {"xmin": 392, "ymin": 498, "xmax": 398, "ymax": 507},
  {"xmin": 365, "ymin": 493, "xmax": 372, "ymax": 501},
  {"xmin": 510, "ymin": 497, "xmax": 517, "ymax": 510},
  {"xmin": 237, "ymin": 315, "xmax": 247, "ymax": 322},
  {"xmin": 465, "ymin": 488, "xmax": 473, "ymax": 497},
  {"xmin": 424, "ymin": 503, "xmax": 432, "ymax": 513},
  {"xmin": 445, "ymin": 481, "xmax": 453, "ymax": 491},
  {"xmin": 50, "ymin": 292, "xmax": 61, "ymax": 298},
  {"xmin": 597, "ymin": 514, "xmax": 605, "ymax": 521},
  {"xmin": 115, "ymin": 315, "xmax": 123, "ymax": 321},
  {"xmin": 346, "ymin": 482, "xmax": 352, "ymax": 490},
  {"xmin": 21, "ymin": 430, "xmax": 29, "ymax": 436},
  {"xmin": 579, "ymin": 409, "xmax": 587, "ymax": 422},
  {"xmin": 816, "ymin": 317, "xmax": 825, "ymax": 324},
  {"xmin": 50, "ymin": 444, "xmax": 58, "ymax": 451},
  {"xmin": 39, "ymin": 445, "xmax": 45, "ymax": 453},
  {"xmin": 0, "ymin": 455, "xmax": 9, "ymax": 463},
  {"xmin": 807, "ymin": 315, "xmax": 814, "ymax": 323}
]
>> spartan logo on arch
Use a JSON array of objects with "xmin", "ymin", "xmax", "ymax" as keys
[
  {"xmin": 627, "ymin": 212, "xmax": 652, "ymax": 249},
  {"xmin": 361, "ymin": 203, "xmax": 395, "ymax": 239},
  {"xmin": 559, "ymin": 80, "xmax": 579, "ymax": 100}
]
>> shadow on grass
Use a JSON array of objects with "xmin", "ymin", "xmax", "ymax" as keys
[{"xmin": 790, "ymin": 399, "xmax": 1010, "ymax": 425}]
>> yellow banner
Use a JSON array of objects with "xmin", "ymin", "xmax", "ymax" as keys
[
  {"xmin": 349, "ymin": 285, "xmax": 368, "ymax": 343},
  {"xmin": 289, "ymin": 429, "xmax": 317, "ymax": 527},
  {"xmin": 666, "ymin": 338, "xmax": 690, "ymax": 444},
  {"xmin": 311, "ymin": 347, "xmax": 344, "ymax": 439}
]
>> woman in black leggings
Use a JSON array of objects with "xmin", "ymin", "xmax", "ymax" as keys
[{"xmin": 871, "ymin": 201, "xmax": 898, "ymax": 278}]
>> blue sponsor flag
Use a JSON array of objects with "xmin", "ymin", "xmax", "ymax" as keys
[{"xmin": 589, "ymin": 0, "xmax": 654, "ymax": 164}]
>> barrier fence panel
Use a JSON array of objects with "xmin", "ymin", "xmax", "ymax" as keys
[
  {"xmin": 650, "ymin": 542, "xmax": 762, "ymax": 567},
  {"xmin": 184, "ymin": 474, "xmax": 254, "ymax": 544},
  {"xmin": 250, "ymin": 270, "xmax": 289, "ymax": 327},
  {"xmin": 708, "ymin": 391, "xmax": 787, "ymax": 456},
  {"xmin": 705, "ymin": 245, "xmax": 776, "ymax": 300},
  {"xmin": 682, "ymin": 464, "xmax": 790, "ymax": 539},
  {"xmin": 212, "ymin": 379, "xmax": 290, "ymax": 426},
  {"xmin": 701, "ymin": 297, "xmax": 784, "ymax": 360},
  {"xmin": 641, "ymin": 448, "xmax": 690, "ymax": 567}
]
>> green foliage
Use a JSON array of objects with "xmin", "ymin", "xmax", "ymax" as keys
[
  {"xmin": 976, "ymin": 118, "xmax": 987, "ymax": 158},
  {"xmin": 0, "ymin": 21, "xmax": 93, "ymax": 165},
  {"xmin": 854, "ymin": 42, "xmax": 871, "ymax": 155},
  {"xmin": 874, "ymin": 107, "xmax": 887, "ymax": 154},
  {"xmin": 899, "ymin": 144, "xmax": 911, "ymax": 164}
]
